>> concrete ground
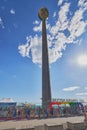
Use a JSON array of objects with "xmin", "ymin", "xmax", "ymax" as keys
[{"xmin": 0, "ymin": 116, "xmax": 84, "ymax": 129}]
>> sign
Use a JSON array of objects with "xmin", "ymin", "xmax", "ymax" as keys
[{"xmin": 52, "ymin": 98, "xmax": 78, "ymax": 102}]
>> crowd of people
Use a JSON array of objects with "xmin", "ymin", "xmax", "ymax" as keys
[{"xmin": 0, "ymin": 103, "xmax": 85, "ymax": 120}]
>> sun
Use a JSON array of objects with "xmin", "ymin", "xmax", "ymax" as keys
[{"xmin": 77, "ymin": 55, "xmax": 87, "ymax": 66}]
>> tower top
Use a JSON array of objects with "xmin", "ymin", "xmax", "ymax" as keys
[{"xmin": 38, "ymin": 7, "xmax": 49, "ymax": 20}]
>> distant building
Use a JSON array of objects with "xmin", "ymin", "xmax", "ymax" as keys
[{"xmin": 0, "ymin": 98, "xmax": 16, "ymax": 108}]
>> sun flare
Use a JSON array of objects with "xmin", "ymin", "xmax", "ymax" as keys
[{"xmin": 77, "ymin": 55, "xmax": 87, "ymax": 66}]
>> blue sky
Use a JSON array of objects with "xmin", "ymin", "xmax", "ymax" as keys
[{"xmin": 0, "ymin": 0, "xmax": 87, "ymax": 104}]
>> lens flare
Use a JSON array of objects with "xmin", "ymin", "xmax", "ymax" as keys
[{"xmin": 78, "ymin": 55, "xmax": 87, "ymax": 66}]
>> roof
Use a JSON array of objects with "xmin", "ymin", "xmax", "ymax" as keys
[{"xmin": 0, "ymin": 98, "xmax": 15, "ymax": 103}]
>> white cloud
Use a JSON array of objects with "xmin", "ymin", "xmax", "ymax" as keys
[
  {"xmin": 68, "ymin": 8, "xmax": 87, "ymax": 40},
  {"xmin": 18, "ymin": 35, "xmax": 42, "ymax": 64},
  {"xmin": 18, "ymin": 1, "xmax": 87, "ymax": 65},
  {"xmin": 33, "ymin": 21, "xmax": 51, "ymax": 32},
  {"xmin": 0, "ymin": 17, "xmax": 5, "ymax": 28},
  {"xmin": 53, "ymin": 12, "xmax": 56, "ymax": 17},
  {"xmin": 59, "ymin": 3, "xmax": 70, "ymax": 26},
  {"xmin": 33, "ymin": 22, "xmax": 42, "ymax": 32},
  {"xmin": 63, "ymin": 86, "xmax": 80, "ymax": 91},
  {"xmin": 58, "ymin": 0, "xmax": 63, "ymax": 6},
  {"xmin": 18, "ymin": 37, "xmax": 31, "ymax": 58},
  {"xmin": 33, "ymin": 20, "xmax": 40, "ymax": 25},
  {"xmin": 85, "ymin": 87, "xmax": 87, "ymax": 89},
  {"xmin": 29, "ymin": 35, "xmax": 42, "ymax": 64},
  {"xmin": 76, "ymin": 92, "xmax": 87, "ymax": 96},
  {"xmin": 78, "ymin": 0, "xmax": 87, "ymax": 7},
  {"xmin": 10, "ymin": 9, "xmax": 15, "ymax": 14}
]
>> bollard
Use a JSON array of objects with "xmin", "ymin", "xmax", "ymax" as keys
[
  {"xmin": 63, "ymin": 123, "xmax": 68, "ymax": 130},
  {"xmin": 35, "ymin": 124, "xmax": 46, "ymax": 130},
  {"xmin": 67, "ymin": 122, "xmax": 85, "ymax": 130},
  {"xmin": 46, "ymin": 124, "xmax": 63, "ymax": 130}
]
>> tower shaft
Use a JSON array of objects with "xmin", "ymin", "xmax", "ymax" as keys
[{"xmin": 42, "ymin": 19, "xmax": 51, "ymax": 108}]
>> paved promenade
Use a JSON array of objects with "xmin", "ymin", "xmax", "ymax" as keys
[{"xmin": 0, "ymin": 116, "xmax": 84, "ymax": 129}]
